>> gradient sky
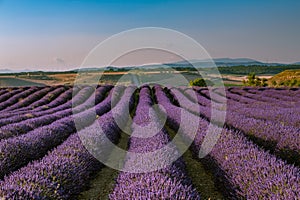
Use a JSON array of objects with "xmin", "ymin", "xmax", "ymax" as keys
[{"xmin": 0, "ymin": 0, "xmax": 299, "ymax": 70}]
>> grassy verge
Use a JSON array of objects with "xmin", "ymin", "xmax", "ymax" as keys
[{"xmin": 165, "ymin": 126, "xmax": 225, "ymax": 200}]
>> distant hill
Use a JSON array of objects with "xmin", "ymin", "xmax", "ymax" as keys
[
  {"xmin": 174, "ymin": 58, "xmax": 259, "ymax": 64},
  {"xmin": 214, "ymin": 58, "xmax": 258, "ymax": 63},
  {"xmin": 213, "ymin": 58, "xmax": 266, "ymax": 67},
  {"xmin": 0, "ymin": 68, "xmax": 36, "ymax": 74},
  {"xmin": 268, "ymin": 69, "xmax": 300, "ymax": 87},
  {"xmin": 167, "ymin": 58, "xmax": 283, "ymax": 68},
  {"xmin": 0, "ymin": 69, "xmax": 13, "ymax": 73}
]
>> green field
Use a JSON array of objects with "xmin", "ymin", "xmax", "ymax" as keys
[{"xmin": 1, "ymin": 64, "xmax": 300, "ymax": 87}]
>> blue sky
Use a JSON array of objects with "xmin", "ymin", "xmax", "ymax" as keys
[{"xmin": 0, "ymin": 0, "xmax": 299, "ymax": 70}]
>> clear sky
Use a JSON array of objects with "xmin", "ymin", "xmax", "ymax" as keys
[{"xmin": 0, "ymin": 0, "xmax": 299, "ymax": 70}]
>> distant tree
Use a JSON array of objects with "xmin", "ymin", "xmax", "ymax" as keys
[
  {"xmin": 271, "ymin": 80, "xmax": 277, "ymax": 86},
  {"xmin": 285, "ymin": 80, "xmax": 291, "ymax": 86},
  {"xmin": 291, "ymin": 79, "xmax": 298, "ymax": 87},
  {"xmin": 247, "ymin": 73, "xmax": 256, "ymax": 85},
  {"xmin": 255, "ymin": 77, "xmax": 262, "ymax": 86},
  {"xmin": 279, "ymin": 81, "xmax": 285, "ymax": 86},
  {"xmin": 242, "ymin": 79, "xmax": 246, "ymax": 85},
  {"xmin": 262, "ymin": 78, "xmax": 268, "ymax": 87},
  {"xmin": 243, "ymin": 73, "xmax": 268, "ymax": 87},
  {"xmin": 189, "ymin": 78, "xmax": 213, "ymax": 87}
]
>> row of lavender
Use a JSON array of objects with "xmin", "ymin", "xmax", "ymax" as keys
[
  {"xmin": 216, "ymin": 87, "xmax": 300, "ymax": 127},
  {"xmin": 0, "ymin": 85, "xmax": 118, "ymax": 179},
  {"xmin": 195, "ymin": 87, "xmax": 300, "ymax": 135},
  {"xmin": 0, "ymin": 86, "xmax": 73, "ymax": 118},
  {"xmin": 0, "ymin": 87, "xmax": 32, "ymax": 107},
  {"xmin": 109, "ymin": 86, "xmax": 201, "ymax": 199},
  {"xmin": 2, "ymin": 86, "xmax": 72, "ymax": 113},
  {"xmin": 195, "ymin": 87, "xmax": 300, "ymax": 127},
  {"xmin": 173, "ymin": 87, "xmax": 300, "ymax": 165},
  {"xmin": 0, "ymin": 86, "xmax": 114, "ymax": 139},
  {"xmin": 0, "ymin": 85, "xmax": 299, "ymax": 199},
  {"xmin": 154, "ymin": 85, "xmax": 300, "ymax": 199},
  {"xmin": 0, "ymin": 85, "xmax": 199, "ymax": 199},
  {"xmin": 229, "ymin": 87, "xmax": 300, "ymax": 104},
  {"xmin": 0, "ymin": 86, "xmax": 136, "ymax": 199}
]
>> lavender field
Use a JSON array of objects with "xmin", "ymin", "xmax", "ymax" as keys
[{"xmin": 0, "ymin": 85, "xmax": 299, "ymax": 199}]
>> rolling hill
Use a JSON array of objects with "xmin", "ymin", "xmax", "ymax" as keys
[{"xmin": 268, "ymin": 69, "xmax": 300, "ymax": 87}]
